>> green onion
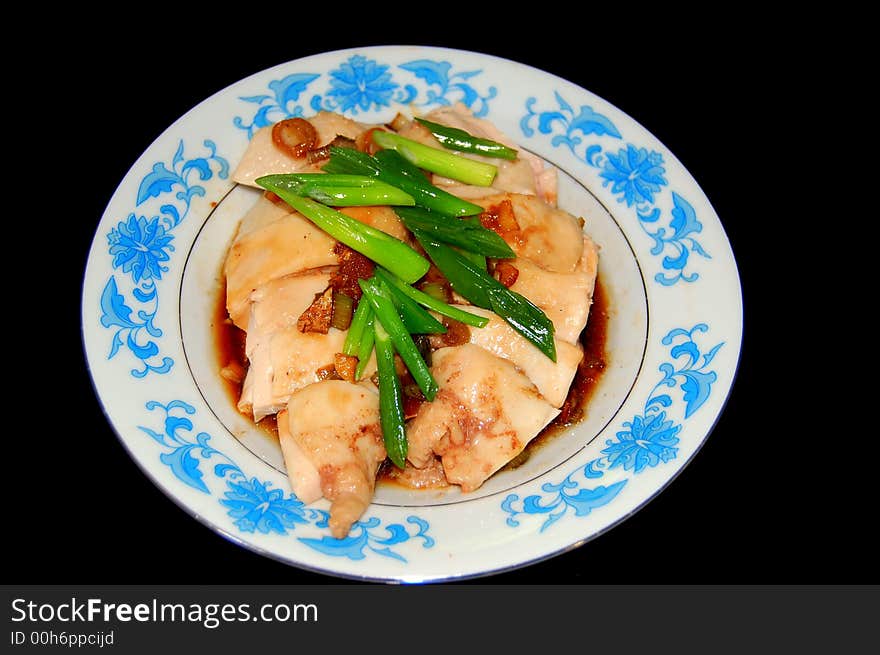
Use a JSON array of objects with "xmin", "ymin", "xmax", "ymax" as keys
[
  {"xmin": 330, "ymin": 291, "xmax": 355, "ymax": 330},
  {"xmin": 321, "ymin": 146, "xmax": 382, "ymax": 176},
  {"xmin": 415, "ymin": 117, "xmax": 519, "ymax": 160},
  {"xmin": 411, "ymin": 230, "xmax": 557, "ymax": 361},
  {"xmin": 410, "ymin": 228, "xmax": 492, "ymax": 307},
  {"xmin": 457, "ymin": 247, "xmax": 487, "ymax": 271},
  {"xmin": 324, "ymin": 147, "xmax": 483, "ymax": 217},
  {"xmin": 381, "ymin": 278, "xmax": 447, "ymax": 334},
  {"xmin": 458, "ymin": 217, "xmax": 488, "ymax": 270},
  {"xmin": 256, "ymin": 175, "xmax": 429, "ymax": 284},
  {"xmin": 394, "ymin": 206, "xmax": 515, "ymax": 259},
  {"xmin": 373, "ymin": 319, "xmax": 407, "ymax": 469},
  {"xmin": 372, "ymin": 130, "xmax": 498, "ymax": 187},
  {"xmin": 259, "ymin": 173, "xmax": 415, "ymax": 207},
  {"xmin": 419, "ymin": 282, "xmax": 449, "ymax": 302},
  {"xmin": 359, "ymin": 277, "xmax": 438, "ymax": 401},
  {"xmin": 355, "ymin": 310, "xmax": 375, "ymax": 380},
  {"xmin": 343, "ymin": 297, "xmax": 372, "ymax": 356},
  {"xmin": 374, "ymin": 268, "xmax": 489, "ymax": 328},
  {"xmin": 486, "ymin": 286, "xmax": 557, "ymax": 363},
  {"xmin": 273, "ymin": 173, "xmax": 385, "ymax": 187}
]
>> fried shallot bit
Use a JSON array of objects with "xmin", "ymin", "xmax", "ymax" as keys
[
  {"xmin": 429, "ymin": 316, "xmax": 471, "ymax": 349},
  {"xmin": 388, "ymin": 112, "xmax": 411, "ymax": 132},
  {"xmin": 334, "ymin": 353, "xmax": 358, "ymax": 383},
  {"xmin": 329, "ymin": 243, "xmax": 375, "ymax": 300},
  {"xmin": 307, "ymin": 135, "xmax": 357, "ymax": 164},
  {"xmin": 403, "ymin": 393, "xmax": 425, "ymax": 420},
  {"xmin": 493, "ymin": 261, "xmax": 520, "ymax": 288},
  {"xmin": 479, "ymin": 199, "xmax": 521, "ymax": 242},
  {"xmin": 355, "ymin": 127, "xmax": 387, "ymax": 154},
  {"xmin": 297, "ymin": 287, "xmax": 334, "ymax": 334},
  {"xmin": 272, "ymin": 117, "xmax": 318, "ymax": 158},
  {"xmin": 315, "ymin": 363, "xmax": 341, "ymax": 381}
]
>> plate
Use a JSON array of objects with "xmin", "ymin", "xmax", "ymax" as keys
[{"xmin": 82, "ymin": 45, "xmax": 742, "ymax": 583}]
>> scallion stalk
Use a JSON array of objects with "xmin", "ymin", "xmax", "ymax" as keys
[
  {"xmin": 415, "ymin": 117, "xmax": 518, "ymax": 160},
  {"xmin": 374, "ymin": 267, "xmax": 489, "ymax": 329},
  {"xmin": 381, "ymin": 279, "xmax": 447, "ymax": 334},
  {"xmin": 359, "ymin": 277, "xmax": 438, "ymax": 401},
  {"xmin": 255, "ymin": 175, "xmax": 429, "ymax": 283},
  {"xmin": 373, "ymin": 320, "xmax": 407, "ymax": 469},
  {"xmin": 411, "ymin": 230, "xmax": 557, "ymax": 361},
  {"xmin": 394, "ymin": 206, "xmax": 515, "ymax": 259},
  {"xmin": 355, "ymin": 310, "xmax": 375, "ymax": 380},
  {"xmin": 260, "ymin": 173, "xmax": 415, "ymax": 206},
  {"xmin": 324, "ymin": 147, "xmax": 484, "ymax": 217},
  {"xmin": 372, "ymin": 130, "xmax": 498, "ymax": 186},
  {"xmin": 343, "ymin": 297, "xmax": 372, "ymax": 356}
]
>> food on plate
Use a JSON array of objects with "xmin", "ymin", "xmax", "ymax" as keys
[{"xmin": 220, "ymin": 103, "xmax": 600, "ymax": 538}]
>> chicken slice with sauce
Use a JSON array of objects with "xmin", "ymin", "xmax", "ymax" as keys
[
  {"xmin": 396, "ymin": 103, "xmax": 557, "ymax": 205},
  {"xmin": 505, "ymin": 237, "xmax": 599, "ymax": 344},
  {"xmin": 224, "ymin": 196, "xmax": 338, "ymax": 330},
  {"xmin": 233, "ymin": 112, "xmax": 372, "ymax": 186},
  {"xmin": 225, "ymin": 197, "xmax": 414, "ymax": 330},
  {"xmin": 474, "ymin": 193, "xmax": 585, "ymax": 273},
  {"xmin": 237, "ymin": 271, "xmax": 377, "ymax": 421},
  {"xmin": 406, "ymin": 344, "xmax": 559, "ymax": 492},
  {"xmin": 279, "ymin": 380, "xmax": 386, "ymax": 538},
  {"xmin": 437, "ymin": 306, "xmax": 583, "ymax": 408},
  {"xmin": 337, "ymin": 205, "xmax": 411, "ymax": 244}
]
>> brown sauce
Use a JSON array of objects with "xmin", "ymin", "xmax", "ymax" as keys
[
  {"xmin": 501, "ymin": 277, "xmax": 609, "ymax": 471},
  {"xmin": 213, "ymin": 275, "xmax": 609, "ymax": 483},
  {"xmin": 213, "ymin": 282, "xmax": 278, "ymax": 438}
]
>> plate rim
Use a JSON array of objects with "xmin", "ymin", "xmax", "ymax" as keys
[{"xmin": 81, "ymin": 44, "xmax": 744, "ymax": 583}]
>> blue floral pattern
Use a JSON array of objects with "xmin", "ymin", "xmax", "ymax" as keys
[
  {"xmin": 398, "ymin": 59, "xmax": 497, "ymax": 117},
  {"xmin": 502, "ymin": 324, "xmax": 723, "ymax": 532},
  {"xmin": 100, "ymin": 141, "xmax": 228, "ymax": 378},
  {"xmin": 521, "ymin": 93, "xmax": 711, "ymax": 285},
  {"xmin": 221, "ymin": 476, "xmax": 312, "ymax": 535},
  {"xmin": 234, "ymin": 55, "xmax": 497, "ymax": 137},
  {"xmin": 107, "ymin": 214, "xmax": 174, "ymax": 282},
  {"xmin": 314, "ymin": 55, "xmax": 410, "ymax": 114},
  {"xmin": 233, "ymin": 73, "xmax": 320, "ymax": 137},
  {"xmin": 600, "ymin": 144, "xmax": 667, "ymax": 208},
  {"xmin": 140, "ymin": 400, "xmax": 434, "ymax": 561}
]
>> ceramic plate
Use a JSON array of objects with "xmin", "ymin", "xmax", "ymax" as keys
[{"xmin": 82, "ymin": 46, "xmax": 742, "ymax": 583}]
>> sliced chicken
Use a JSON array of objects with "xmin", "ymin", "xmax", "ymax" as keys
[
  {"xmin": 266, "ymin": 326, "xmax": 348, "ymax": 405},
  {"xmin": 221, "ymin": 108, "xmax": 602, "ymax": 533},
  {"xmin": 398, "ymin": 103, "xmax": 557, "ymax": 205},
  {"xmin": 277, "ymin": 409, "xmax": 322, "ymax": 504},
  {"xmin": 237, "ymin": 270, "xmax": 380, "ymax": 421},
  {"xmin": 237, "ymin": 271, "xmax": 333, "ymax": 420},
  {"xmin": 235, "ymin": 192, "xmax": 295, "ymax": 239},
  {"xmin": 443, "ymin": 306, "xmax": 583, "ymax": 407},
  {"xmin": 576, "ymin": 235, "xmax": 599, "ymax": 277},
  {"xmin": 233, "ymin": 112, "xmax": 371, "ymax": 187},
  {"xmin": 406, "ymin": 344, "xmax": 559, "ymax": 492},
  {"xmin": 284, "ymin": 380, "xmax": 386, "ymax": 538},
  {"xmin": 224, "ymin": 197, "xmax": 337, "ymax": 329},
  {"xmin": 382, "ymin": 457, "xmax": 449, "ymax": 489},
  {"xmin": 338, "ymin": 205, "xmax": 411, "ymax": 244},
  {"xmin": 506, "ymin": 241, "xmax": 598, "ymax": 344},
  {"xmin": 474, "ymin": 193, "xmax": 585, "ymax": 273}
]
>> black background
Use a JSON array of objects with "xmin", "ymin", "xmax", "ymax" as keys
[{"xmin": 10, "ymin": 17, "xmax": 869, "ymax": 587}]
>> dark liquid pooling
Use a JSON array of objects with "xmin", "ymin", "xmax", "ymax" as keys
[{"xmin": 213, "ymin": 275, "xmax": 609, "ymax": 484}]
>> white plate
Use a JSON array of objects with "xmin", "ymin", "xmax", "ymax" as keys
[{"xmin": 82, "ymin": 46, "xmax": 742, "ymax": 583}]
